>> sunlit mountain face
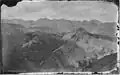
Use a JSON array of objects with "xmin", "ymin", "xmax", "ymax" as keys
[
  {"xmin": 2, "ymin": 18, "xmax": 117, "ymax": 73},
  {"xmin": 64, "ymin": 27, "xmax": 117, "ymax": 59}
]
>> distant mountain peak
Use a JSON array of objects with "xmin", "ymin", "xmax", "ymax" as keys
[
  {"xmin": 75, "ymin": 27, "xmax": 88, "ymax": 33},
  {"xmin": 67, "ymin": 26, "xmax": 116, "ymax": 43}
]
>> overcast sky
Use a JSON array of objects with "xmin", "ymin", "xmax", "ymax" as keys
[{"xmin": 1, "ymin": 1, "xmax": 118, "ymax": 22}]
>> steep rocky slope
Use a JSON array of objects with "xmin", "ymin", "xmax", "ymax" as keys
[
  {"xmin": 61, "ymin": 26, "xmax": 117, "ymax": 72},
  {"xmin": 63, "ymin": 27, "xmax": 117, "ymax": 59}
]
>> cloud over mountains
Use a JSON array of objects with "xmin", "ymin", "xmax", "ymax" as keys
[{"xmin": 1, "ymin": 1, "xmax": 118, "ymax": 22}]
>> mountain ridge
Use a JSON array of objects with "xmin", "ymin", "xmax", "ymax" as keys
[
  {"xmin": 2, "ymin": 18, "xmax": 117, "ymax": 72},
  {"xmin": 2, "ymin": 18, "xmax": 116, "ymax": 37}
]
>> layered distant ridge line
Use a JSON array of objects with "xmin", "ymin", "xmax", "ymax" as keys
[{"xmin": 1, "ymin": 18, "xmax": 116, "ymax": 36}]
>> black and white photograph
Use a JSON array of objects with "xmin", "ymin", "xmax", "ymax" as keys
[{"xmin": 1, "ymin": 0, "xmax": 119, "ymax": 74}]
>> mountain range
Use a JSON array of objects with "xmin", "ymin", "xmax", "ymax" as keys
[
  {"xmin": 1, "ymin": 18, "xmax": 118, "ymax": 73},
  {"xmin": 1, "ymin": 18, "xmax": 117, "ymax": 37}
]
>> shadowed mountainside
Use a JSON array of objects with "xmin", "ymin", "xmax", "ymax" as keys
[
  {"xmin": 91, "ymin": 53, "xmax": 117, "ymax": 72},
  {"xmin": 2, "ymin": 30, "xmax": 65, "ymax": 72}
]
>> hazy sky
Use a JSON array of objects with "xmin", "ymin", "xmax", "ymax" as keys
[{"xmin": 1, "ymin": 1, "xmax": 118, "ymax": 22}]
